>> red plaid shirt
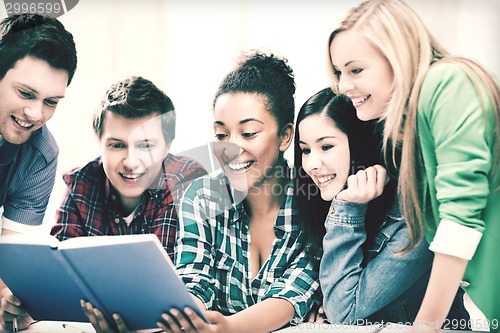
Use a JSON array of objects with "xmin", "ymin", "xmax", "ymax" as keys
[{"xmin": 51, "ymin": 153, "xmax": 206, "ymax": 261}]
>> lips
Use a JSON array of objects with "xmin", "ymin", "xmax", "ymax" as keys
[
  {"xmin": 350, "ymin": 95, "xmax": 370, "ymax": 108},
  {"xmin": 12, "ymin": 116, "xmax": 35, "ymax": 130},
  {"xmin": 119, "ymin": 172, "xmax": 146, "ymax": 182},
  {"xmin": 227, "ymin": 160, "xmax": 254, "ymax": 172},
  {"xmin": 316, "ymin": 173, "xmax": 336, "ymax": 187}
]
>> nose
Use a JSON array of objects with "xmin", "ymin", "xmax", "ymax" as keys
[
  {"xmin": 337, "ymin": 75, "xmax": 354, "ymax": 94},
  {"xmin": 23, "ymin": 104, "xmax": 43, "ymax": 122},
  {"xmin": 223, "ymin": 141, "xmax": 243, "ymax": 160},
  {"xmin": 123, "ymin": 148, "xmax": 140, "ymax": 170},
  {"xmin": 303, "ymin": 150, "xmax": 322, "ymax": 174}
]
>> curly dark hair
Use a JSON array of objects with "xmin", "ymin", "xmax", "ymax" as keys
[{"xmin": 213, "ymin": 50, "xmax": 296, "ymax": 131}]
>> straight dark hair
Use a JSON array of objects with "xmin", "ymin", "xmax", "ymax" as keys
[{"xmin": 294, "ymin": 88, "xmax": 396, "ymax": 258}]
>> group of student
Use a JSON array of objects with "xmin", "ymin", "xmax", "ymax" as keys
[{"xmin": 0, "ymin": 0, "xmax": 499, "ymax": 332}]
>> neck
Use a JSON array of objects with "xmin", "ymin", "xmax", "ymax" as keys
[
  {"xmin": 119, "ymin": 195, "xmax": 142, "ymax": 216},
  {"xmin": 245, "ymin": 160, "xmax": 289, "ymax": 217}
]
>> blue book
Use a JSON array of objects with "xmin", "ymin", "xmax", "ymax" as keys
[{"xmin": 0, "ymin": 233, "xmax": 207, "ymax": 330}]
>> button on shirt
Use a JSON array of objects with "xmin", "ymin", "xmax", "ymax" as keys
[
  {"xmin": 51, "ymin": 153, "xmax": 207, "ymax": 261},
  {"xmin": 175, "ymin": 164, "xmax": 321, "ymax": 321}
]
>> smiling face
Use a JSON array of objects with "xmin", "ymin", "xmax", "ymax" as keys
[
  {"xmin": 0, "ymin": 56, "xmax": 68, "ymax": 144},
  {"xmin": 330, "ymin": 29, "xmax": 394, "ymax": 121},
  {"xmin": 299, "ymin": 114, "xmax": 350, "ymax": 201},
  {"xmin": 213, "ymin": 92, "xmax": 291, "ymax": 193},
  {"xmin": 100, "ymin": 112, "xmax": 169, "ymax": 211}
]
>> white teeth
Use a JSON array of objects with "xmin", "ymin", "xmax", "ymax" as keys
[
  {"xmin": 121, "ymin": 173, "xmax": 142, "ymax": 180},
  {"xmin": 318, "ymin": 174, "xmax": 335, "ymax": 184},
  {"xmin": 13, "ymin": 117, "xmax": 34, "ymax": 129},
  {"xmin": 228, "ymin": 161, "xmax": 252, "ymax": 171},
  {"xmin": 351, "ymin": 96, "xmax": 369, "ymax": 105}
]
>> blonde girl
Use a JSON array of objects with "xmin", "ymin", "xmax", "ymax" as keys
[{"xmin": 327, "ymin": 0, "xmax": 500, "ymax": 331}]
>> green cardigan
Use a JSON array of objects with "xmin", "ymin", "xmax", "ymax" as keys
[{"xmin": 417, "ymin": 61, "xmax": 499, "ymax": 324}]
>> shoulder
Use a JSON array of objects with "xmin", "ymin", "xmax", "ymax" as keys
[
  {"xmin": 418, "ymin": 60, "xmax": 488, "ymax": 120},
  {"xmin": 62, "ymin": 157, "xmax": 105, "ymax": 188},
  {"xmin": 181, "ymin": 170, "xmax": 228, "ymax": 200},
  {"xmin": 164, "ymin": 153, "xmax": 208, "ymax": 183},
  {"xmin": 422, "ymin": 61, "xmax": 471, "ymax": 91},
  {"xmin": 420, "ymin": 60, "xmax": 481, "ymax": 105},
  {"xmin": 21, "ymin": 125, "xmax": 58, "ymax": 164},
  {"xmin": 27, "ymin": 125, "xmax": 58, "ymax": 161}
]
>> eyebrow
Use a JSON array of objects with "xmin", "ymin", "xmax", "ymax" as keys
[
  {"xmin": 317, "ymin": 136, "xmax": 337, "ymax": 142},
  {"xmin": 299, "ymin": 136, "xmax": 338, "ymax": 145},
  {"xmin": 105, "ymin": 137, "xmax": 124, "ymax": 142},
  {"xmin": 214, "ymin": 118, "xmax": 265, "ymax": 126},
  {"xmin": 344, "ymin": 60, "xmax": 362, "ymax": 67},
  {"xmin": 106, "ymin": 137, "xmax": 159, "ymax": 143}
]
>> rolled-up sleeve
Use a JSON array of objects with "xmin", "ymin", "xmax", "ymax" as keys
[
  {"xmin": 263, "ymin": 235, "xmax": 321, "ymax": 321},
  {"xmin": 175, "ymin": 179, "xmax": 216, "ymax": 310},
  {"xmin": 418, "ymin": 62, "xmax": 495, "ymax": 259}
]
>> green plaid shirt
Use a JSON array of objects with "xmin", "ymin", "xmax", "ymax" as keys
[{"xmin": 174, "ymin": 165, "xmax": 320, "ymax": 321}]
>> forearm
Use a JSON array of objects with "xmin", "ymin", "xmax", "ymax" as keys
[
  {"xmin": 320, "ymin": 200, "xmax": 370, "ymax": 322},
  {"xmin": 321, "ymin": 201, "xmax": 433, "ymax": 322},
  {"xmin": 415, "ymin": 252, "xmax": 468, "ymax": 328},
  {"xmin": 191, "ymin": 294, "xmax": 207, "ymax": 311},
  {"xmin": 320, "ymin": 225, "xmax": 365, "ymax": 322},
  {"xmin": 0, "ymin": 228, "xmax": 21, "ymax": 236},
  {"xmin": 226, "ymin": 298, "xmax": 294, "ymax": 333}
]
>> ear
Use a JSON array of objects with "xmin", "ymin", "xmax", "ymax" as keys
[
  {"xmin": 159, "ymin": 140, "xmax": 171, "ymax": 160},
  {"xmin": 278, "ymin": 123, "xmax": 294, "ymax": 153}
]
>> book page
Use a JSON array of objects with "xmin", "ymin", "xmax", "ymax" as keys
[
  {"xmin": 0, "ymin": 233, "xmax": 59, "ymax": 248},
  {"xmin": 58, "ymin": 233, "xmax": 162, "ymax": 250}
]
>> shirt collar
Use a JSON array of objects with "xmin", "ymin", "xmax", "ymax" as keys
[
  {"xmin": 229, "ymin": 162, "xmax": 298, "ymax": 234},
  {"xmin": 0, "ymin": 141, "xmax": 21, "ymax": 166}
]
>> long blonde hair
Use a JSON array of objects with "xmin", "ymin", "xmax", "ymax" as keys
[{"xmin": 328, "ymin": 0, "xmax": 500, "ymax": 251}]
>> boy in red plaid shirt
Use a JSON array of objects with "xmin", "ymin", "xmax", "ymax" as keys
[
  {"xmin": 50, "ymin": 76, "xmax": 207, "ymax": 260},
  {"xmin": 0, "ymin": 76, "xmax": 207, "ymax": 330}
]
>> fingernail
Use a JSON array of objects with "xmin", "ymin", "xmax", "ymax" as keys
[{"xmin": 184, "ymin": 308, "xmax": 193, "ymax": 316}]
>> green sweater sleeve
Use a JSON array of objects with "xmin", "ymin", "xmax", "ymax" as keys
[{"xmin": 417, "ymin": 62, "xmax": 495, "ymax": 236}]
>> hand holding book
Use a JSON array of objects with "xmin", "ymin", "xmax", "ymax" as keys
[{"xmin": 0, "ymin": 234, "xmax": 207, "ymax": 331}]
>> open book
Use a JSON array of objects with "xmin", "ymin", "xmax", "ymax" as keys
[{"xmin": 0, "ymin": 233, "xmax": 207, "ymax": 330}]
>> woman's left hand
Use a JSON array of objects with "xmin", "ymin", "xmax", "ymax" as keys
[
  {"xmin": 336, "ymin": 165, "xmax": 387, "ymax": 203},
  {"xmin": 158, "ymin": 307, "xmax": 231, "ymax": 333},
  {"xmin": 305, "ymin": 304, "xmax": 327, "ymax": 323}
]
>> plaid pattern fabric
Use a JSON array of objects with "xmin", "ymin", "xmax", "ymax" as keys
[
  {"xmin": 175, "ymin": 164, "xmax": 321, "ymax": 321},
  {"xmin": 51, "ymin": 153, "xmax": 206, "ymax": 261}
]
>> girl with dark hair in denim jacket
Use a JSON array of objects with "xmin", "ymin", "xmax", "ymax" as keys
[{"xmin": 294, "ymin": 87, "xmax": 470, "ymax": 326}]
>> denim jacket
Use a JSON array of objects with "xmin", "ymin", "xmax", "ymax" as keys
[{"xmin": 320, "ymin": 199, "xmax": 470, "ymax": 325}]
